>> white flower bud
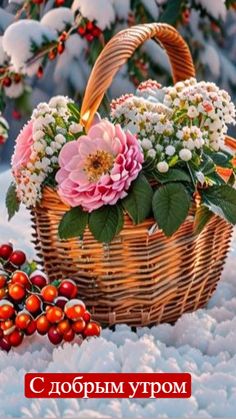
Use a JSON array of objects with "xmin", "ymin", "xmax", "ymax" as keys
[
  {"xmin": 179, "ymin": 149, "xmax": 192, "ymax": 161},
  {"xmin": 157, "ymin": 161, "xmax": 169, "ymax": 173},
  {"xmin": 46, "ymin": 147, "xmax": 54, "ymax": 156},
  {"xmin": 142, "ymin": 138, "xmax": 153, "ymax": 150},
  {"xmin": 55, "ymin": 134, "xmax": 66, "ymax": 144},
  {"xmin": 147, "ymin": 149, "xmax": 156, "ymax": 159},
  {"xmin": 187, "ymin": 106, "xmax": 199, "ymax": 118},
  {"xmin": 165, "ymin": 145, "xmax": 175, "ymax": 156},
  {"xmin": 69, "ymin": 123, "xmax": 83, "ymax": 134}
]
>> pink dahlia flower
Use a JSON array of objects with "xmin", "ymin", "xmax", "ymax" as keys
[
  {"xmin": 56, "ymin": 120, "xmax": 144, "ymax": 212},
  {"xmin": 12, "ymin": 120, "xmax": 34, "ymax": 176}
]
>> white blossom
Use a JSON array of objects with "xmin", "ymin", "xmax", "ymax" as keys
[
  {"xmin": 179, "ymin": 149, "xmax": 192, "ymax": 161},
  {"xmin": 157, "ymin": 161, "xmax": 169, "ymax": 173}
]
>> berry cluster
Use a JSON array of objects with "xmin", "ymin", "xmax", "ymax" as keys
[
  {"xmin": 77, "ymin": 21, "xmax": 102, "ymax": 42},
  {"xmin": 0, "ymin": 243, "xmax": 101, "ymax": 352}
]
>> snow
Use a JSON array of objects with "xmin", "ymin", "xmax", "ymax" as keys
[
  {"xmin": 201, "ymin": 44, "xmax": 221, "ymax": 78},
  {"xmin": 2, "ymin": 20, "xmax": 56, "ymax": 76},
  {"xmin": 54, "ymin": 34, "xmax": 89, "ymax": 91},
  {"xmin": 140, "ymin": 0, "xmax": 159, "ymax": 19},
  {"xmin": 0, "ymin": 37, "xmax": 7, "ymax": 66},
  {"xmin": 0, "ymin": 8, "xmax": 14, "ymax": 32},
  {"xmin": 0, "ymin": 168, "xmax": 236, "ymax": 417},
  {"xmin": 72, "ymin": 0, "xmax": 116, "ymax": 30},
  {"xmin": 113, "ymin": 0, "xmax": 131, "ymax": 20},
  {"xmin": 194, "ymin": 0, "xmax": 227, "ymax": 21},
  {"xmin": 41, "ymin": 8, "xmax": 74, "ymax": 33}
]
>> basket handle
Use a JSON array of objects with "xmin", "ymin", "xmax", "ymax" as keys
[{"xmin": 80, "ymin": 23, "xmax": 196, "ymax": 130}]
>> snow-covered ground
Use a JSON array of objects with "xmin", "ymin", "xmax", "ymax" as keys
[{"xmin": 0, "ymin": 168, "xmax": 236, "ymax": 418}]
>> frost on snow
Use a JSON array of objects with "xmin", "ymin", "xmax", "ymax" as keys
[
  {"xmin": 194, "ymin": 0, "xmax": 227, "ymax": 21},
  {"xmin": 2, "ymin": 20, "xmax": 56, "ymax": 76},
  {"xmin": 72, "ymin": 0, "xmax": 116, "ymax": 30},
  {"xmin": 41, "ymin": 8, "xmax": 74, "ymax": 33},
  {"xmin": 0, "ymin": 169, "xmax": 236, "ymax": 418}
]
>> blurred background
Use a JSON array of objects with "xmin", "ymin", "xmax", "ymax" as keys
[{"xmin": 0, "ymin": 0, "xmax": 236, "ymax": 170}]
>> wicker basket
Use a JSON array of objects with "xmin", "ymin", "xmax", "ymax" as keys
[{"xmin": 31, "ymin": 23, "xmax": 236, "ymax": 327}]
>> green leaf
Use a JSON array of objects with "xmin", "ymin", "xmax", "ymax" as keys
[
  {"xmin": 23, "ymin": 261, "xmax": 38, "ymax": 276},
  {"xmin": 194, "ymin": 205, "xmax": 214, "ymax": 235},
  {"xmin": 159, "ymin": 0, "xmax": 182, "ymax": 24},
  {"xmin": 122, "ymin": 174, "xmax": 153, "ymax": 224},
  {"xmin": 201, "ymin": 185, "xmax": 236, "ymax": 224},
  {"xmin": 89, "ymin": 205, "xmax": 124, "ymax": 243},
  {"xmin": 207, "ymin": 172, "xmax": 226, "ymax": 185},
  {"xmin": 199, "ymin": 154, "xmax": 216, "ymax": 175},
  {"xmin": 209, "ymin": 151, "xmax": 232, "ymax": 168},
  {"xmin": 154, "ymin": 168, "xmax": 191, "ymax": 184},
  {"xmin": 5, "ymin": 183, "xmax": 20, "ymax": 221},
  {"xmin": 67, "ymin": 103, "xmax": 80, "ymax": 120},
  {"xmin": 58, "ymin": 207, "xmax": 88, "ymax": 239},
  {"xmin": 152, "ymin": 183, "xmax": 191, "ymax": 236}
]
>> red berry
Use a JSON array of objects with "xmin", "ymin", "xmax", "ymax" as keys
[
  {"xmin": 83, "ymin": 321, "xmax": 101, "ymax": 337},
  {"xmin": 92, "ymin": 27, "xmax": 101, "ymax": 38},
  {"xmin": 83, "ymin": 311, "xmax": 91, "ymax": 323},
  {"xmin": 0, "ymin": 302, "xmax": 10, "ymax": 319},
  {"xmin": 25, "ymin": 319, "xmax": 37, "ymax": 336},
  {"xmin": 57, "ymin": 319, "xmax": 70, "ymax": 335},
  {"xmin": 9, "ymin": 250, "xmax": 26, "ymax": 267},
  {"xmin": 32, "ymin": 0, "xmax": 44, "ymax": 4},
  {"xmin": 77, "ymin": 26, "xmax": 86, "ymax": 36},
  {"xmin": 63, "ymin": 328, "xmax": 75, "ymax": 342},
  {"xmin": 0, "ymin": 243, "xmax": 13, "ymax": 260},
  {"xmin": 3, "ymin": 77, "xmax": 12, "ymax": 87},
  {"xmin": 0, "ymin": 274, "xmax": 7, "ymax": 288},
  {"xmin": 36, "ymin": 315, "xmax": 50, "ymax": 335},
  {"xmin": 8, "ymin": 329, "xmax": 23, "ymax": 347},
  {"xmin": 0, "ymin": 288, "xmax": 6, "ymax": 299},
  {"xmin": 86, "ymin": 21, "xmax": 94, "ymax": 31},
  {"xmin": 25, "ymin": 294, "xmax": 42, "ymax": 313},
  {"xmin": 13, "ymin": 73, "xmax": 21, "ymax": 83},
  {"xmin": 37, "ymin": 66, "xmax": 44, "ymax": 78},
  {"xmin": 11, "ymin": 271, "xmax": 30, "ymax": 288},
  {"xmin": 55, "ymin": 0, "xmax": 65, "ymax": 5},
  {"xmin": 12, "ymin": 110, "xmax": 21, "ymax": 120},
  {"xmin": 72, "ymin": 318, "xmax": 86, "ymax": 334},
  {"xmin": 48, "ymin": 49, "xmax": 57, "ymax": 60},
  {"xmin": 9, "ymin": 283, "xmax": 26, "ymax": 302},
  {"xmin": 57, "ymin": 42, "xmax": 65, "ymax": 54},
  {"xmin": 0, "ymin": 337, "xmax": 11, "ymax": 352},
  {"xmin": 30, "ymin": 270, "xmax": 48, "ymax": 288},
  {"xmin": 48, "ymin": 325, "xmax": 63, "ymax": 345},
  {"xmin": 41, "ymin": 285, "xmax": 58, "ymax": 303},
  {"xmin": 58, "ymin": 280, "xmax": 77, "ymax": 299},
  {"xmin": 55, "ymin": 296, "xmax": 68, "ymax": 309},
  {"xmin": 59, "ymin": 31, "xmax": 67, "ymax": 41},
  {"xmin": 85, "ymin": 33, "xmax": 94, "ymax": 42},
  {"xmin": 46, "ymin": 306, "xmax": 64, "ymax": 323},
  {"xmin": 15, "ymin": 312, "xmax": 32, "ymax": 330},
  {"xmin": 1, "ymin": 319, "xmax": 14, "ymax": 332},
  {"xmin": 64, "ymin": 299, "xmax": 85, "ymax": 321}
]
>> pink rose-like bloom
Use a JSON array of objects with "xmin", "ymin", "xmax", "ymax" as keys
[
  {"xmin": 56, "ymin": 120, "xmax": 144, "ymax": 212},
  {"xmin": 12, "ymin": 120, "xmax": 34, "ymax": 176}
]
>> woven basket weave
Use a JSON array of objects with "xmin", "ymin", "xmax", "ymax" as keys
[{"xmin": 31, "ymin": 23, "xmax": 236, "ymax": 327}]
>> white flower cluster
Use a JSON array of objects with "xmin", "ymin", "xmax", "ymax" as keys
[
  {"xmin": 0, "ymin": 114, "xmax": 9, "ymax": 145},
  {"xmin": 164, "ymin": 78, "xmax": 236, "ymax": 151},
  {"xmin": 111, "ymin": 78, "xmax": 236, "ymax": 174},
  {"xmin": 111, "ymin": 93, "xmax": 174, "ymax": 160},
  {"xmin": 14, "ymin": 96, "xmax": 82, "ymax": 207}
]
